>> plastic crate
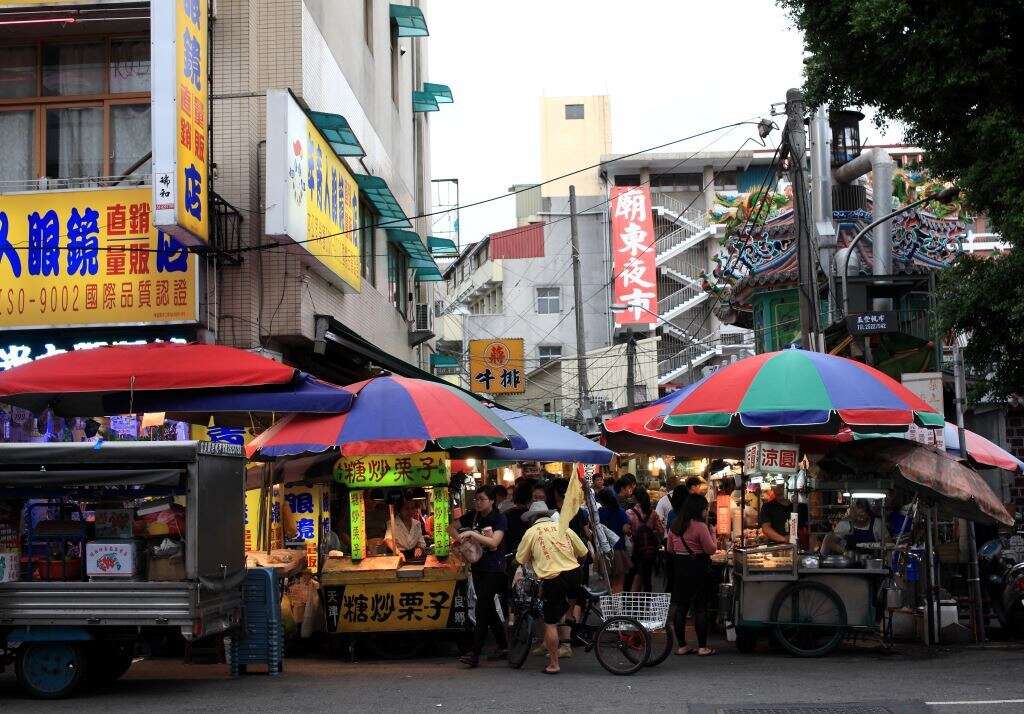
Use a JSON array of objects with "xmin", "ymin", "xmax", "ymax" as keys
[{"xmin": 230, "ymin": 568, "xmax": 284, "ymax": 676}]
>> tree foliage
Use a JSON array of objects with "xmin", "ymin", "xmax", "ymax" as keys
[{"xmin": 780, "ymin": 0, "xmax": 1024, "ymax": 397}]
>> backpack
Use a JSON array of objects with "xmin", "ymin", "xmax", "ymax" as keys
[{"xmin": 631, "ymin": 507, "xmax": 660, "ymax": 563}]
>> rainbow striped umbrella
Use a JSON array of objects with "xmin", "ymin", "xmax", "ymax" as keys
[
  {"xmin": 246, "ymin": 374, "xmax": 526, "ymax": 458},
  {"xmin": 656, "ymin": 350, "xmax": 943, "ymax": 433}
]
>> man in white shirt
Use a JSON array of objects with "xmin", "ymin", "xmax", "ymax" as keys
[{"xmin": 655, "ymin": 475, "xmax": 680, "ymax": 538}]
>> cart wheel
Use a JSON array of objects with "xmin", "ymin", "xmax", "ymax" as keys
[
  {"xmin": 16, "ymin": 643, "xmax": 88, "ymax": 699},
  {"xmin": 770, "ymin": 580, "xmax": 847, "ymax": 657},
  {"xmin": 644, "ymin": 627, "xmax": 673, "ymax": 667},
  {"xmin": 594, "ymin": 616, "xmax": 650, "ymax": 675},
  {"xmin": 734, "ymin": 627, "xmax": 758, "ymax": 654},
  {"xmin": 507, "ymin": 612, "xmax": 536, "ymax": 669}
]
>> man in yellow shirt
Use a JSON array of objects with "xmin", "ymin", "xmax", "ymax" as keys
[{"xmin": 515, "ymin": 501, "xmax": 588, "ymax": 675}]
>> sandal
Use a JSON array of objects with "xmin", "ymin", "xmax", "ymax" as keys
[
  {"xmin": 542, "ymin": 666, "xmax": 560, "ymax": 675},
  {"xmin": 674, "ymin": 646, "xmax": 695, "ymax": 656},
  {"xmin": 697, "ymin": 647, "xmax": 717, "ymax": 657}
]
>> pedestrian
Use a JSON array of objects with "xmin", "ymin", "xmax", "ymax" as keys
[
  {"xmin": 655, "ymin": 475, "xmax": 680, "ymax": 537},
  {"xmin": 495, "ymin": 484, "xmax": 512, "ymax": 513},
  {"xmin": 455, "ymin": 485, "xmax": 509, "ymax": 668},
  {"xmin": 596, "ymin": 489, "xmax": 631, "ymax": 593},
  {"xmin": 502, "ymin": 480, "xmax": 534, "ymax": 566},
  {"xmin": 615, "ymin": 473, "xmax": 638, "ymax": 509},
  {"xmin": 667, "ymin": 494, "xmax": 717, "ymax": 656},
  {"xmin": 626, "ymin": 487, "xmax": 662, "ymax": 592},
  {"xmin": 515, "ymin": 501, "xmax": 588, "ymax": 675}
]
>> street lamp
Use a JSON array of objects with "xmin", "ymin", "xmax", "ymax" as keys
[{"xmin": 840, "ymin": 185, "xmax": 960, "ymax": 317}]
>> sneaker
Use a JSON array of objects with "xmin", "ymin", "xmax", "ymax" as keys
[
  {"xmin": 458, "ymin": 654, "xmax": 479, "ymax": 668},
  {"xmin": 557, "ymin": 644, "xmax": 573, "ymax": 659}
]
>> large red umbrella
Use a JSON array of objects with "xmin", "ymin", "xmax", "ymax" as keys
[{"xmin": 0, "ymin": 343, "xmax": 297, "ymax": 416}]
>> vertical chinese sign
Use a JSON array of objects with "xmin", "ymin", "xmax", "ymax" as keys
[
  {"xmin": 743, "ymin": 442, "xmax": 800, "ymax": 475},
  {"xmin": 265, "ymin": 90, "xmax": 361, "ymax": 291},
  {"xmin": 349, "ymin": 490, "xmax": 366, "ymax": 561},
  {"xmin": 152, "ymin": 0, "xmax": 210, "ymax": 245},
  {"xmin": 282, "ymin": 482, "xmax": 324, "ymax": 571},
  {"xmin": 0, "ymin": 188, "xmax": 197, "ymax": 329},
  {"xmin": 611, "ymin": 186, "xmax": 658, "ymax": 327},
  {"xmin": 469, "ymin": 338, "xmax": 525, "ymax": 394}
]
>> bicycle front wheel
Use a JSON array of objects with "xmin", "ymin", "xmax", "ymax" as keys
[
  {"xmin": 507, "ymin": 612, "xmax": 536, "ymax": 669},
  {"xmin": 594, "ymin": 616, "xmax": 650, "ymax": 675}
]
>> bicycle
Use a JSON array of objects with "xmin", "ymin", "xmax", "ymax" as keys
[{"xmin": 506, "ymin": 569, "xmax": 652, "ymax": 675}]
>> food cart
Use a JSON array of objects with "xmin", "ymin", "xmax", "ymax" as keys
[{"xmin": 319, "ymin": 452, "xmax": 471, "ymax": 656}]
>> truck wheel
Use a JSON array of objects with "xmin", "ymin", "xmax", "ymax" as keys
[
  {"xmin": 16, "ymin": 643, "xmax": 88, "ymax": 699},
  {"xmin": 87, "ymin": 644, "xmax": 133, "ymax": 685}
]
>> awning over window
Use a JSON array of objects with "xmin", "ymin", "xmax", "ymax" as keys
[
  {"xmin": 353, "ymin": 174, "xmax": 411, "ymax": 229},
  {"xmin": 423, "ymin": 82, "xmax": 453, "ymax": 104},
  {"xmin": 428, "ymin": 235, "xmax": 458, "ymax": 257},
  {"xmin": 412, "ymin": 91, "xmax": 439, "ymax": 113},
  {"xmin": 390, "ymin": 3, "xmax": 429, "ymax": 37},
  {"xmin": 430, "ymin": 353, "xmax": 459, "ymax": 369},
  {"xmin": 387, "ymin": 229, "xmax": 443, "ymax": 282},
  {"xmin": 308, "ymin": 111, "xmax": 365, "ymax": 157}
]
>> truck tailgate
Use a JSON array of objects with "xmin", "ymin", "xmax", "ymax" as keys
[{"xmin": 0, "ymin": 581, "xmax": 226, "ymax": 628}]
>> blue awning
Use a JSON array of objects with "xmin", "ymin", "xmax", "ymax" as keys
[
  {"xmin": 428, "ymin": 235, "xmax": 458, "ymax": 257},
  {"xmin": 430, "ymin": 353, "xmax": 459, "ymax": 369},
  {"xmin": 423, "ymin": 82, "xmax": 453, "ymax": 104},
  {"xmin": 308, "ymin": 111, "xmax": 365, "ymax": 157},
  {"xmin": 390, "ymin": 3, "xmax": 428, "ymax": 37},
  {"xmin": 387, "ymin": 229, "xmax": 443, "ymax": 281},
  {"xmin": 412, "ymin": 90, "xmax": 439, "ymax": 113},
  {"xmin": 353, "ymin": 174, "xmax": 411, "ymax": 229},
  {"xmin": 472, "ymin": 409, "xmax": 614, "ymax": 465}
]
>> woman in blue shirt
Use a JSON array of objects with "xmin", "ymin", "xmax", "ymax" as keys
[{"xmin": 597, "ymin": 489, "xmax": 632, "ymax": 593}]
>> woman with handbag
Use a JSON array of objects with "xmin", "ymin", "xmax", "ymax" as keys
[
  {"xmin": 667, "ymin": 494, "xmax": 717, "ymax": 656},
  {"xmin": 454, "ymin": 485, "xmax": 508, "ymax": 668}
]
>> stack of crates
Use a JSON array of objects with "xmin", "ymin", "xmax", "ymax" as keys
[{"xmin": 229, "ymin": 567, "xmax": 284, "ymax": 675}]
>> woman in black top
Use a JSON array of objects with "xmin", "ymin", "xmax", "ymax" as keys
[{"xmin": 456, "ymin": 485, "xmax": 508, "ymax": 667}]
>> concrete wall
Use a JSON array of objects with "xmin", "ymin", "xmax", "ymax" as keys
[
  {"xmin": 211, "ymin": 0, "xmax": 432, "ymax": 367},
  {"xmin": 541, "ymin": 96, "xmax": 611, "ymax": 198}
]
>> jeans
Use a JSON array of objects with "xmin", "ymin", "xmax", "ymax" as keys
[
  {"xmin": 472, "ymin": 570, "xmax": 508, "ymax": 656},
  {"xmin": 671, "ymin": 553, "xmax": 709, "ymax": 648}
]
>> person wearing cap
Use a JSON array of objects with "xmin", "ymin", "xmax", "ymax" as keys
[{"xmin": 515, "ymin": 501, "xmax": 588, "ymax": 675}]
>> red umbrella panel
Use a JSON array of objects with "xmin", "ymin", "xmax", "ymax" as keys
[
  {"xmin": 0, "ymin": 342, "xmax": 297, "ymax": 415},
  {"xmin": 247, "ymin": 374, "xmax": 527, "ymax": 459}
]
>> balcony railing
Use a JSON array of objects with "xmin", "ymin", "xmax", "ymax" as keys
[{"xmin": 0, "ymin": 174, "xmax": 152, "ymax": 194}]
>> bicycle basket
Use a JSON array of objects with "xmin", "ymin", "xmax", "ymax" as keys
[{"xmin": 598, "ymin": 592, "xmax": 670, "ymax": 631}]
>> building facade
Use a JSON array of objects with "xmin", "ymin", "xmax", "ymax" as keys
[{"xmin": 0, "ymin": 0, "xmax": 448, "ymax": 437}]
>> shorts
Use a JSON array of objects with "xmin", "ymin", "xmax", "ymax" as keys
[{"xmin": 541, "ymin": 568, "xmax": 583, "ymax": 625}]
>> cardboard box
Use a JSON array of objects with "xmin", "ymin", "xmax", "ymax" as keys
[
  {"xmin": 148, "ymin": 554, "xmax": 186, "ymax": 581},
  {"xmin": 86, "ymin": 541, "xmax": 140, "ymax": 578}
]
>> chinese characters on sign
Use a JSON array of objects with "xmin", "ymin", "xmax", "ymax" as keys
[
  {"xmin": 469, "ymin": 338, "xmax": 525, "ymax": 395},
  {"xmin": 845, "ymin": 311, "xmax": 896, "ymax": 336},
  {"xmin": 323, "ymin": 581, "xmax": 468, "ymax": 633},
  {"xmin": 348, "ymin": 490, "xmax": 366, "ymax": 561},
  {"xmin": 431, "ymin": 486, "xmax": 450, "ymax": 557},
  {"xmin": 264, "ymin": 90, "xmax": 361, "ymax": 290},
  {"xmin": 743, "ymin": 442, "xmax": 801, "ymax": 475},
  {"xmin": 243, "ymin": 486, "xmax": 283, "ymax": 552},
  {"xmin": 611, "ymin": 186, "xmax": 658, "ymax": 327},
  {"xmin": 152, "ymin": 0, "xmax": 209, "ymax": 244},
  {"xmin": 334, "ymin": 452, "xmax": 450, "ymax": 488},
  {"xmin": 281, "ymin": 483, "xmax": 328, "ymax": 570},
  {"xmin": 0, "ymin": 188, "xmax": 197, "ymax": 330}
]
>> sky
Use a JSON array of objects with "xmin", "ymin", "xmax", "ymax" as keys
[{"xmin": 427, "ymin": 0, "xmax": 903, "ymax": 246}]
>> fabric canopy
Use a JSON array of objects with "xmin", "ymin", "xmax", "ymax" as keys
[
  {"xmin": 822, "ymin": 440, "xmax": 1013, "ymax": 527},
  {"xmin": 0, "ymin": 343, "xmax": 296, "ymax": 416},
  {"xmin": 469, "ymin": 409, "xmax": 613, "ymax": 465},
  {"xmin": 944, "ymin": 422, "xmax": 1024, "ymax": 473}
]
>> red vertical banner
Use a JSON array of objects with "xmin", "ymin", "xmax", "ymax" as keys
[{"xmin": 611, "ymin": 186, "xmax": 658, "ymax": 327}]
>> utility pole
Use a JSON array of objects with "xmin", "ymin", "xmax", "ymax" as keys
[
  {"xmin": 625, "ymin": 328, "xmax": 637, "ymax": 409},
  {"xmin": 954, "ymin": 341, "xmax": 986, "ymax": 643},
  {"xmin": 569, "ymin": 185, "xmax": 597, "ymax": 434},
  {"xmin": 785, "ymin": 88, "xmax": 820, "ymax": 350}
]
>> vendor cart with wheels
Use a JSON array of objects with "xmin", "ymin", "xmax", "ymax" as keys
[
  {"xmin": 319, "ymin": 452, "xmax": 472, "ymax": 657},
  {"xmin": 727, "ymin": 544, "xmax": 887, "ymax": 657}
]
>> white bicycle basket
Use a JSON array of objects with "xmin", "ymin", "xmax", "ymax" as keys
[{"xmin": 598, "ymin": 592, "xmax": 671, "ymax": 631}]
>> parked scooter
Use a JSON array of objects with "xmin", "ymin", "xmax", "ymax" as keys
[{"xmin": 978, "ymin": 529, "xmax": 1024, "ymax": 639}]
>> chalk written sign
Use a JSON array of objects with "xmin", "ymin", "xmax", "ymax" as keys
[
  {"xmin": 334, "ymin": 452, "xmax": 450, "ymax": 488},
  {"xmin": 846, "ymin": 311, "xmax": 897, "ymax": 335},
  {"xmin": 744, "ymin": 442, "xmax": 800, "ymax": 475}
]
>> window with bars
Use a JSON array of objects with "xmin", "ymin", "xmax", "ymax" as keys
[{"xmin": 538, "ymin": 345, "xmax": 562, "ymax": 365}]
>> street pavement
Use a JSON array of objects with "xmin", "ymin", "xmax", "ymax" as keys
[{"xmin": 1, "ymin": 640, "xmax": 1023, "ymax": 712}]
